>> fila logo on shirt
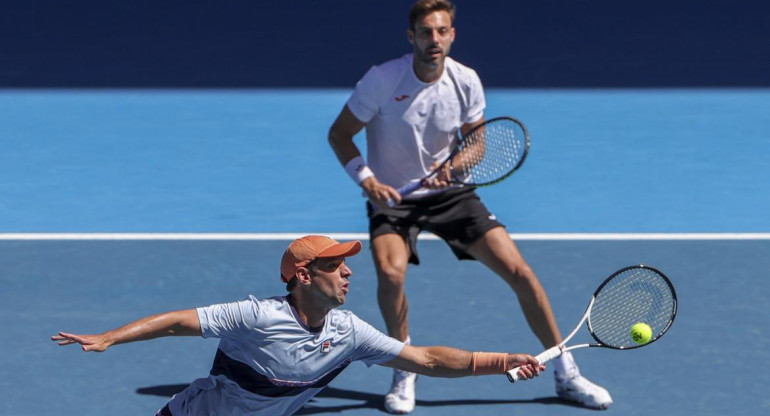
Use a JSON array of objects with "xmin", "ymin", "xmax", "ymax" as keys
[
  {"xmin": 394, "ymin": 94, "xmax": 410, "ymax": 102},
  {"xmin": 321, "ymin": 341, "xmax": 332, "ymax": 353}
]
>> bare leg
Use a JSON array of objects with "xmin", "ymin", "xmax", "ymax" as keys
[
  {"xmin": 371, "ymin": 233, "xmax": 412, "ymax": 341},
  {"xmin": 467, "ymin": 227, "xmax": 562, "ymax": 348},
  {"xmin": 469, "ymin": 228, "xmax": 613, "ymax": 409},
  {"xmin": 373, "ymin": 233, "xmax": 418, "ymax": 414}
]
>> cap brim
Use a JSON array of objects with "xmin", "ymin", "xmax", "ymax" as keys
[{"xmin": 316, "ymin": 240, "xmax": 362, "ymax": 259}]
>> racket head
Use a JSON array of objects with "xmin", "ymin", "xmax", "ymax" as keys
[
  {"xmin": 446, "ymin": 116, "xmax": 530, "ymax": 187},
  {"xmin": 587, "ymin": 265, "xmax": 677, "ymax": 350}
]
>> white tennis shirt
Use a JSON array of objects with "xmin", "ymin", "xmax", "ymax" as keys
[
  {"xmin": 346, "ymin": 53, "xmax": 486, "ymax": 198},
  {"xmin": 166, "ymin": 295, "xmax": 403, "ymax": 416}
]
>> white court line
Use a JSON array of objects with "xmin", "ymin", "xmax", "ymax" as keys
[{"xmin": 1, "ymin": 233, "xmax": 769, "ymax": 240}]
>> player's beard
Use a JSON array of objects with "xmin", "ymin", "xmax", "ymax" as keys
[{"xmin": 415, "ymin": 43, "xmax": 451, "ymax": 67}]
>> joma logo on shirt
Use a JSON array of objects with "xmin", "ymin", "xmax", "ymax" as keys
[{"xmin": 394, "ymin": 94, "xmax": 410, "ymax": 102}]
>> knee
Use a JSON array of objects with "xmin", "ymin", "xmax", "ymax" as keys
[
  {"xmin": 376, "ymin": 258, "xmax": 408, "ymax": 290},
  {"xmin": 502, "ymin": 263, "xmax": 538, "ymax": 291}
]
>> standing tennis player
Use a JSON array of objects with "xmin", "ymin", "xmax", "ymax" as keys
[
  {"xmin": 52, "ymin": 235, "xmax": 544, "ymax": 416},
  {"xmin": 328, "ymin": 0, "xmax": 612, "ymax": 412}
]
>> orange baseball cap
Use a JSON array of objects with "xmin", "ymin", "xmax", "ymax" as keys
[{"xmin": 280, "ymin": 235, "xmax": 362, "ymax": 283}]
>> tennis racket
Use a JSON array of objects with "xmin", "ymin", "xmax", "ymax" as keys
[
  {"xmin": 394, "ymin": 116, "xmax": 530, "ymax": 199},
  {"xmin": 507, "ymin": 265, "xmax": 677, "ymax": 383}
]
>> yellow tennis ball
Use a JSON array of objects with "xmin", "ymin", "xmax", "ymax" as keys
[{"xmin": 630, "ymin": 322, "xmax": 653, "ymax": 344}]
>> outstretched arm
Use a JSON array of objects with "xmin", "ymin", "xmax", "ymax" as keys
[
  {"xmin": 51, "ymin": 309, "xmax": 201, "ymax": 352},
  {"xmin": 380, "ymin": 344, "xmax": 544, "ymax": 379}
]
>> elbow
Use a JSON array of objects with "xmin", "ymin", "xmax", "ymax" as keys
[{"xmin": 328, "ymin": 128, "xmax": 346, "ymax": 150}]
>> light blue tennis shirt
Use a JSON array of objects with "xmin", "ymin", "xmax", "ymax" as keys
[{"xmin": 166, "ymin": 295, "xmax": 404, "ymax": 416}]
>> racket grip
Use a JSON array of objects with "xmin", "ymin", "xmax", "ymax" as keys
[
  {"xmin": 506, "ymin": 346, "xmax": 563, "ymax": 383},
  {"xmin": 396, "ymin": 181, "xmax": 423, "ymax": 198},
  {"xmin": 386, "ymin": 181, "xmax": 423, "ymax": 208}
]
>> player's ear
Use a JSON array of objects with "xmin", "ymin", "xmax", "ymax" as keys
[
  {"xmin": 296, "ymin": 267, "xmax": 313, "ymax": 286},
  {"xmin": 406, "ymin": 28, "xmax": 414, "ymax": 44}
]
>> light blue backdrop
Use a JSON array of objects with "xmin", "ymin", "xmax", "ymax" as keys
[{"xmin": 1, "ymin": 89, "xmax": 768, "ymax": 233}]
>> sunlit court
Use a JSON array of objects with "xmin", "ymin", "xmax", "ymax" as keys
[{"xmin": 2, "ymin": 1, "xmax": 769, "ymax": 415}]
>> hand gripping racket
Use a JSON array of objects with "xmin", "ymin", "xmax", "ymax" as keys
[
  {"xmin": 395, "ymin": 116, "xmax": 530, "ymax": 199},
  {"xmin": 507, "ymin": 265, "xmax": 677, "ymax": 383}
]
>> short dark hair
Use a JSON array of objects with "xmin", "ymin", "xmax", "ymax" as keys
[
  {"xmin": 409, "ymin": 0, "xmax": 455, "ymax": 30},
  {"xmin": 285, "ymin": 276, "xmax": 298, "ymax": 292}
]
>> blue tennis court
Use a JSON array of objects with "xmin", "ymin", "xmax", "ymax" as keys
[
  {"xmin": 2, "ymin": 89, "xmax": 768, "ymax": 233},
  {"xmin": 2, "ymin": 2, "xmax": 769, "ymax": 414},
  {"xmin": 3, "ymin": 238, "xmax": 770, "ymax": 415},
  {"xmin": 1, "ymin": 86, "xmax": 769, "ymax": 415}
]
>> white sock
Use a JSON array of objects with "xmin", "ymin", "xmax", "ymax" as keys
[{"xmin": 553, "ymin": 351, "xmax": 579, "ymax": 378}]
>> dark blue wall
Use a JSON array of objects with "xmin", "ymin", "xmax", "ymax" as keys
[{"xmin": 2, "ymin": 0, "xmax": 768, "ymax": 88}]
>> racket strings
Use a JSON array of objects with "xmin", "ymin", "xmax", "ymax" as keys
[
  {"xmin": 454, "ymin": 119, "xmax": 527, "ymax": 185},
  {"xmin": 588, "ymin": 267, "xmax": 676, "ymax": 349}
]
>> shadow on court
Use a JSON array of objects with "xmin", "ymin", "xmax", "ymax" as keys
[{"xmin": 136, "ymin": 385, "xmax": 581, "ymax": 414}]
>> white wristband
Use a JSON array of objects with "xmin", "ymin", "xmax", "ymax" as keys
[{"xmin": 344, "ymin": 156, "xmax": 374, "ymax": 185}]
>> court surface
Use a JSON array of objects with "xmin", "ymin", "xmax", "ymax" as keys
[
  {"xmin": 4, "ymin": 239, "xmax": 769, "ymax": 416},
  {"xmin": 1, "ymin": 89, "xmax": 769, "ymax": 415}
]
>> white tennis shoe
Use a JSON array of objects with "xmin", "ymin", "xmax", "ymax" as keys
[
  {"xmin": 384, "ymin": 369, "xmax": 417, "ymax": 414},
  {"xmin": 555, "ymin": 368, "xmax": 613, "ymax": 410}
]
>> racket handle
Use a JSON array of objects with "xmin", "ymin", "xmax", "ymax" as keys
[
  {"xmin": 506, "ymin": 346, "xmax": 563, "ymax": 383},
  {"xmin": 386, "ymin": 181, "xmax": 423, "ymax": 207},
  {"xmin": 396, "ymin": 181, "xmax": 423, "ymax": 198}
]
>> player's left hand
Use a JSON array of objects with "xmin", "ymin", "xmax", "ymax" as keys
[{"xmin": 422, "ymin": 161, "xmax": 452, "ymax": 189}]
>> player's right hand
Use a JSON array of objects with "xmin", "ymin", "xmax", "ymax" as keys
[
  {"xmin": 361, "ymin": 176, "xmax": 401, "ymax": 209},
  {"xmin": 505, "ymin": 353, "xmax": 545, "ymax": 380}
]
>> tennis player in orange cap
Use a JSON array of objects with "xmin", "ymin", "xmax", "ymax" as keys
[{"xmin": 52, "ymin": 235, "xmax": 544, "ymax": 416}]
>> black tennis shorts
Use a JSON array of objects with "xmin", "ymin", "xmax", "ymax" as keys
[{"xmin": 367, "ymin": 187, "xmax": 505, "ymax": 265}]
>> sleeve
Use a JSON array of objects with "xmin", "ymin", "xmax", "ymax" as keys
[
  {"xmin": 349, "ymin": 314, "xmax": 405, "ymax": 367},
  {"xmin": 345, "ymin": 65, "xmax": 384, "ymax": 123},
  {"xmin": 197, "ymin": 296, "xmax": 260, "ymax": 339},
  {"xmin": 464, "ymin": 68, "xmax": 486, "ymax": 124}
]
